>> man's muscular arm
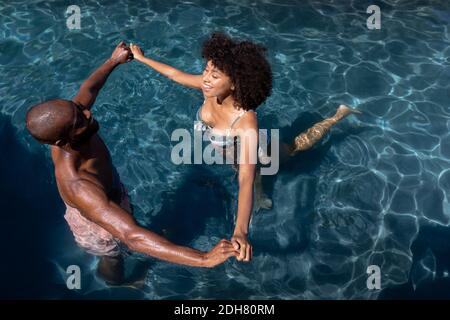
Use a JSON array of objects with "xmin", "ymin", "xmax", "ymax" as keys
[
  {"xmin": 65, "ymin": 179, "xmax": 238, "ymax": 267},
  {"xmin": 72, "ymin": 41, "xmax": 132, "ymax": 110}
]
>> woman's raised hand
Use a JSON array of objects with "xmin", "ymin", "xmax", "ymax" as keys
[{"xmin": 129, "ymin": 43, "xmax": 145, "ymax": 61}]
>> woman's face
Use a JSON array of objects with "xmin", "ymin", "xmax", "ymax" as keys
[{"xmin": 201, "ymin": 60, "xmax": 233, "ymax": 98}]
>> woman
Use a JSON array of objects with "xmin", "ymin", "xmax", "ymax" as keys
[{"xmin": 129, "ymin": 32, "xmax": 361, "ymax": 263}]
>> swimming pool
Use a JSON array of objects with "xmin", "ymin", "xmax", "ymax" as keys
[{"xmin": 1, "ymin": 0, "xmax": 450, "ymax": 299}]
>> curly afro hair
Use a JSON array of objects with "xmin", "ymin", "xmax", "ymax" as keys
[{"xmin": 201, "ymin": 32, "xmax": 273, "ymax": 111}]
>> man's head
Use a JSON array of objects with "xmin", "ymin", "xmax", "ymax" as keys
[{"xmin": 25, "ymin": 99, "xmax": 99, "ymax": 147}]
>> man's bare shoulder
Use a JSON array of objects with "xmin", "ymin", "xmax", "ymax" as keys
[{"xmin": 58, "ymin": 175, "xmax": 108, "ymax": 211}]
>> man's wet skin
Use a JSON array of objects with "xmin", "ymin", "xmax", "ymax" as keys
[
  {"xmin": 52, "ymin": 119, "xmax": 130, "ymax": 285},
  {"xmin": 51, "ymin": 110, "xmax": 122, "ymax": 207}
]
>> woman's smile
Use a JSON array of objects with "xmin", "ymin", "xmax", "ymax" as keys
[{"xmin": 202, "ymin": 83, "xmax": 213, "ymax": 92}]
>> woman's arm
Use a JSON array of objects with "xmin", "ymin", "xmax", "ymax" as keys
[
  {"xmin": 231, "ymin": 113, "xmax": 259, "ymax": 262},
  {"xmin": 232, "ymin": 163, "xmax": 256, "ymax": 262},
  {"xmin": 130, "ymin": 43, "xmax": 203, "ymax": 89}
]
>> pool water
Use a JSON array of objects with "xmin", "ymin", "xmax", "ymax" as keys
[{"xmin": 1, "ymin": 0, "xmax": 450, "ymax": 299}]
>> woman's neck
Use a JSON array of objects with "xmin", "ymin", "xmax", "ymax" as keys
[{"xmin": 216, "ymin": 93, "xmax": 237, "ymax": 111}]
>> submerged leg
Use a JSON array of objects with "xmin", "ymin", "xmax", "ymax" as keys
[
  {"xmin": 289, "ymin": 104, "xmax": 362, "ymax": 156},
  {"xmin": 97, "ymin": 255, "xmax": 125, "ymax": 285},
  {"xmin": 97, "ymin": 255, "xmax": 148, "ymax": 289},
  {"xmin": 254, "ymin": 168, "xmax": 272, "ymax": 212}
]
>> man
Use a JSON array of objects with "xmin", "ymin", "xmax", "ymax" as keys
[{"xmin": 25, "ymin": 42, "xmax": 238, "ymax": 285}]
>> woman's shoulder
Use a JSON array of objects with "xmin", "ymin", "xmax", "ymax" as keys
[{"xmin": 236, "ymin": 109, "xmax": 258, "ymax": 130}]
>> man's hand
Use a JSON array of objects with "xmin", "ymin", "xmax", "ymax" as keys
[
  {"xmin": 231, "ymin": 233, "xmax": 252, "ymax": 262},
  {"xmin": 110, "ymin": 41, "xmax": 133, "ymax": 64},
  {"xmin": 129, "ymin": 43, "xmax": 145, "ymax": 61},
  {"xmin": 203, "ymin": 239, "xmax": 240, "ymax": 268},
  {"xmin": 72, "ymin": 42, "xmax": 132, "ymax": 109}
]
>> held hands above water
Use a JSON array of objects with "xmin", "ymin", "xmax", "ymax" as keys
[
  {"xmin": 110, "ymin": 41, "xmax": 134, "ymax": 64},
  {"xmin": 108, "ymin": 41, "xmax": 145, "ymax": 63},
  {"xmin": 129, "ymin": 42, "xmax": 145, "ymax": 61}
]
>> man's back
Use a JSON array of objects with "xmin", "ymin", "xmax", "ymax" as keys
[{"xmin": 51, "ymin": 133, "xmax": 123, "ymax": 207}]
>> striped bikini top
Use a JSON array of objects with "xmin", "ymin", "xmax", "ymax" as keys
[{"xmin": 195, "ymin": 99, "xmax": 249, "ymax": 148}]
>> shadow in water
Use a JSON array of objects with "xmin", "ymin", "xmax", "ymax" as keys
[
  {"xmin": 145, "ymin": 165, "xmax": 235, "ymax": 245},
  {"xmin": 379, "ymin": 224, "xmax": 450, "ymax": 299},
  {"xmin": 0, "ymin": 113, "xmax": 65, "ymax": 298},
  {"xmin": 252, "ymin": 111, "xmax": 369, "ymax": 256}
]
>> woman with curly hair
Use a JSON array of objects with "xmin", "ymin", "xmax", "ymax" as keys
[{"xmin": 129, "ymin": 32, "xmax": 361, "ymax": 263}]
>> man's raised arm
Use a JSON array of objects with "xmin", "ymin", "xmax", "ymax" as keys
[
  {"xmin": 66, "ymin": 179, "xmax": 238, "ymax": 268},
  {"xmin": 72, "ymin": 41, "xmax": 133, "ymax": 110}
]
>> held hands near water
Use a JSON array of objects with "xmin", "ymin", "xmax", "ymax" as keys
[
  {"xmin": 231, "ymin": 232, "xmax": 252, "ymax": 262},
  {"xmin": 109, "ymin": 41, "xmax": 134, "ymax": 64},
  {"xmin": 129, "ymin": 42, "xmax": 144, "ymax": 61}
]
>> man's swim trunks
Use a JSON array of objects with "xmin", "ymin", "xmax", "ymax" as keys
[{"xmin": 64, "ymin": 183, "xmax": 131, "ymax": 257}]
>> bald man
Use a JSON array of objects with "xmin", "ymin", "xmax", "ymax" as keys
[{"xmin": 25, "ymin": 42, "xmax": 238, "ymax": 285}]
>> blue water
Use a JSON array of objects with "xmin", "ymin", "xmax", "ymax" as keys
[{"xmin": 1, "ymin": 0, "xmax": 450, "ymax": 299}]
